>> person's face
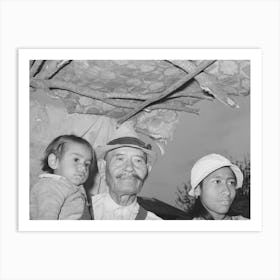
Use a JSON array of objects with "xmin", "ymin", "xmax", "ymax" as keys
[
  {"xmin": 52, "ymin": 142, "xmax": 93, "ymax": 186},
  {"xmin": 104, "ymin": 146, "xmax": 150, "ymax": 197},
  {"xmin": 196, "ymin": 166, "xmax": 237, "ymax": 220}
]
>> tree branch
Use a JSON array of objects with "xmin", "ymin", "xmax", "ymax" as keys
[
  {"xmin": 75, "ymin": 100, "xmax": 199, "ymax": 116},
  {"xmin": 117, "ymin": 60, "xmax": 216, "ymax": 125},
  {"xmin": 30, "ymin": 77, "xmax": 212, "ymax": 102},
  {"xmin": 30, "ymin": 60, "xmax": 45, "ymax": 78},
  {"xmin": 166, "ymin": 60, "xmax": 239, "ymax": 108},
  {"xmin": 30, "ymin": 78, "xmax": 143, "ymax": 100},
  {"xmin": 35, "ymin": 60, "xmax": 72, "ymax": 79}
]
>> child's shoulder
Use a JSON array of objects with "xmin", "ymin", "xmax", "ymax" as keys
[
  {"xmin": 38, "ymin": 173, "xmax": 64, "ymax": 181},
  {"xmin": 34, "ymin": 174, "xmax": 64, "ymax": 186},
  {"xmin": 32, "ymin": 174, "xmax": 74, "ymax": 196}
]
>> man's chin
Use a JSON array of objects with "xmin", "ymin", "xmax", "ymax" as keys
[
  {"xmin": 116, "ymin": 180, "xmax": 143, "ymax": 192},
  {"xmin": 121, "ymin": 177, "xmax": 137, "ymax": 182},
  {"xmin": 117, "ymin": 176, "xmax": 141, "ymax": 183}
]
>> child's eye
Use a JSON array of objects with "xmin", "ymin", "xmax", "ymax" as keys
[
  {"xmin": 84, "ymin": 162, "xmax": 91, "ymax": 168},
  {"xmin": 214, "ymin": 179, "xmax": 221, "ymax": 184}
]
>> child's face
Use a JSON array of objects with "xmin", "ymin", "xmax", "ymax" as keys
[
  {"xmin": 53, "ymin": 142, "xmax": 92, "ymax": 186},
  {"xmin": 197, "ymin": 167, "xmax": 237, "ymax": 219}
]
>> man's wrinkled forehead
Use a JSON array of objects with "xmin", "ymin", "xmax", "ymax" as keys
[{"xmin": 105, "ymin": 146, "xmax": 147, "ymax": 162}]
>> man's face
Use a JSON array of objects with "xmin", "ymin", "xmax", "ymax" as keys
[
  {"xmin": 197, "ymin": 167, "xmax": 237, "ymax": 219},
  {"xmin": 104, "ymin": 146, "xmax": 149, "ymax": 197}
]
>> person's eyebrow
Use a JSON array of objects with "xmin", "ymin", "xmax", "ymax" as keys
[
  {"xmin": 113, "ymin": 152, "xmax": 126, "ymax": 157},
  {"xmin": 113, "ymin": 153, "xmax": 145, "ymax": 159},
  {"xmin": 133, "ymin": 154, "xmax": 146, "ymax": 160},
  {"xmin": 70, "ymin": 152, "xmax": 91, "ymax": 159},
  {"xmin": 70, "ymin": 152, "xmax": 83, "ymax": 156},
  {"xmin": 211, "ymin": 175, "xmax": 236, "ymax": 179}
]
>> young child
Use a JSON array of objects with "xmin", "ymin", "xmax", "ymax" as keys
[
  {"xmin": 30, "ymin": 135, "xmax": 95, "ymax": 220},
  {"xmin": 188, "ymin": 153, "xmax": 248, "ymax": 220}
]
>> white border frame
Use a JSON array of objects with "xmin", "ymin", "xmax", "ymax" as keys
[{"xmin": 18, "ymin": 48, "xmax": 261, "ymax": 232}]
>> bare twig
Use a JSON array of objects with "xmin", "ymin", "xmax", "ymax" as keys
[
  {"xmin": 30, "ymin": 60, "xmax": 35, "ymax": 68},
  {"xmin": 48, "ymin": 60, "xmax": 72, "ymax": 79},
  {"xmin": 30, "ymin": 78, "xmax": 212, "ymax": 102},
  {"xmin": 75, "ymin": 100, "xmax": 199, "ymax": 115},
  {"xmin": 35, "ymin": 60, "xmax": 72, "ymax": 79},
  {"xmin": 117, "ymin": 60, "xmax": 216, "ymax": 125},
  {"xmin": 30, "ymin": 60, "xmax": 45, "ymax": 78},
  {"xmin": 149, "ymin": 102, "xmax": 199, "ymax": 114},
  {"xmin": 167, "ymin": 60, "xmax": 239, "ymax": 108},
  {"xmin": 30, "ymin": 78, "xmax": 141, "ymax": 100}
]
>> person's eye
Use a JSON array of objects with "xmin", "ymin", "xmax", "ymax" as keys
[
  {"xmin": 84, "ymin": 162, "xmax": 91, "ymax": 168},
  {"xmin": 214, "ymin": 179, "xmax": 221, "ymax": 184},
  {"xmin": 228, "ymin": 180, "xmax": 237, "ymax": 187},
  {"xmin": 74, "ymin": 158, "xmax": 80, "ymax": 163},
  {"xmin": 115, "ymin": 156, "xmax": 124, "ymax": 162},
  {"xmin": 134, "ymin": 157, "xmax": 145, "ymax": 164}
]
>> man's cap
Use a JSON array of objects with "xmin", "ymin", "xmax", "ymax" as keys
[
  {"xmin": 95, "ymin": 124, "xmax": 156, "ymax": 164},
  {"xmin": 189, "ymin": 153, "xmax": 243, "ymax": 196}
]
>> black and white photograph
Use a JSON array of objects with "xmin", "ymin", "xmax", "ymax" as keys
[
  {"xmin": 18, "ymin": 49, "xmax": 261, "ymax": 231},
  {"xmin": 1, "ymin": 1, "xmax": 279, "ymax": 279}
]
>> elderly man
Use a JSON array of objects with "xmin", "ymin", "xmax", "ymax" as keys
[{"xmin": 92, "ymin": 125, "xmax": 162, "ymax": 220}]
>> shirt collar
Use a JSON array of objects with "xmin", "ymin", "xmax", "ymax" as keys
[{"xmin": 103, "ymin": 192, "xmax": 139, "ymax": 214}]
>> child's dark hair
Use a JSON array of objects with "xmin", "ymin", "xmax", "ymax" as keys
[{"xmin": 41, "ymin": 134, "xmax": 95, "ymax": 173}]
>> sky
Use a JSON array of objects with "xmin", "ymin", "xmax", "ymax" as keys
[{"xmin": 141, "ymin": 95, "xmax": 250, "ymax": 207}]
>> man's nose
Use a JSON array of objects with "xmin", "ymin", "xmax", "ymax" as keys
[
  {"xmin": 123, "ymin": 158, "xmax": 134, "ymax": 171},
  {"xmin": 221, "ymin": 182, "xmax": 230, "ymax": 195}
]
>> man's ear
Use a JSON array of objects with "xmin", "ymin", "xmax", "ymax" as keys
[
  {"xmin": 147, "ymin": 164, "xmax": 152, "ymax": 173},
  {"xmin": 194, "ymin": 186, "xmax": 201, "ymax": 198},
  {"xmin": 48, "ymin": 153, "xmax": 58, "ymax": 170}
]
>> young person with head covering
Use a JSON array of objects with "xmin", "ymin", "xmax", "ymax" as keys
[{"xmin": 188, "ymin": 153, "xmax": 248, "ymax": 220}]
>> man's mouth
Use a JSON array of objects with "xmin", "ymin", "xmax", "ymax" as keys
[{"xmin": 117, "ymin": 173, "xmax": 142, "ymax": 180}]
